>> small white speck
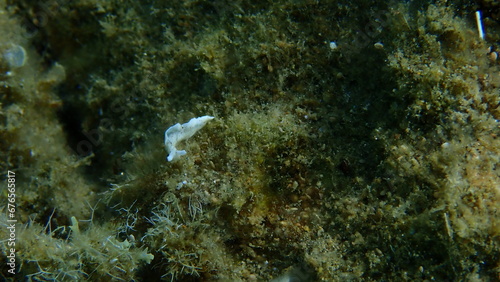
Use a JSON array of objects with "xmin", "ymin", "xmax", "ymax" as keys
[
  {"xmin": 374, "ymin": 42, "xmax": 384, "ymax": 49},
  {"xmin": 176, "ymin": 180, "xmax": 188, "ymax": 190}
]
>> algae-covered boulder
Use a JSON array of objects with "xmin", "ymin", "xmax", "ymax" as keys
[{"xmin": 0, "ymin": 0, "xmax": 498, "ymax": 280}]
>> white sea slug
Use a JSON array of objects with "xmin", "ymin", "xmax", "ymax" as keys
[{"xmin": 164, "ymin": 116, "xmax": 214, "ymax": 162}]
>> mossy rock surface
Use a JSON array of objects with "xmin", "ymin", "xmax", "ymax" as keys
[{"xmin": 0, "ymin": 0, "xmax": 498, "ymax": 280}]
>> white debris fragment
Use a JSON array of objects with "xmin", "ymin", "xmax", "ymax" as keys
[
  {"xmin": 176, "ymin": 180, "xmax": 188, "ymax": 190},
  {"xmin": 164, "ymin": 116, "xmax": 214, "ymax": 162},
  {"xmin": 476, "ymin": 11, "xmax": 484, "ymax": 40},
  {"xmin": 329, "ymin": 41, "xmax": 338, "ymax": 50}
]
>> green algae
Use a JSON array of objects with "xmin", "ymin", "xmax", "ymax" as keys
[{"xmin": 0, "ymin": 0, "xmax": 499, "ymax": 280}]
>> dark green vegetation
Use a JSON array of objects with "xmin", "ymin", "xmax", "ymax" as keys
[{"xmin": 1, "ymin": 0, "xmax": 498, "ymax": 280}]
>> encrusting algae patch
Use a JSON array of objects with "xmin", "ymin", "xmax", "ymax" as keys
[{"xmin": 0, "ymin": 0, "xmax": 498, "ymax": 280}]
